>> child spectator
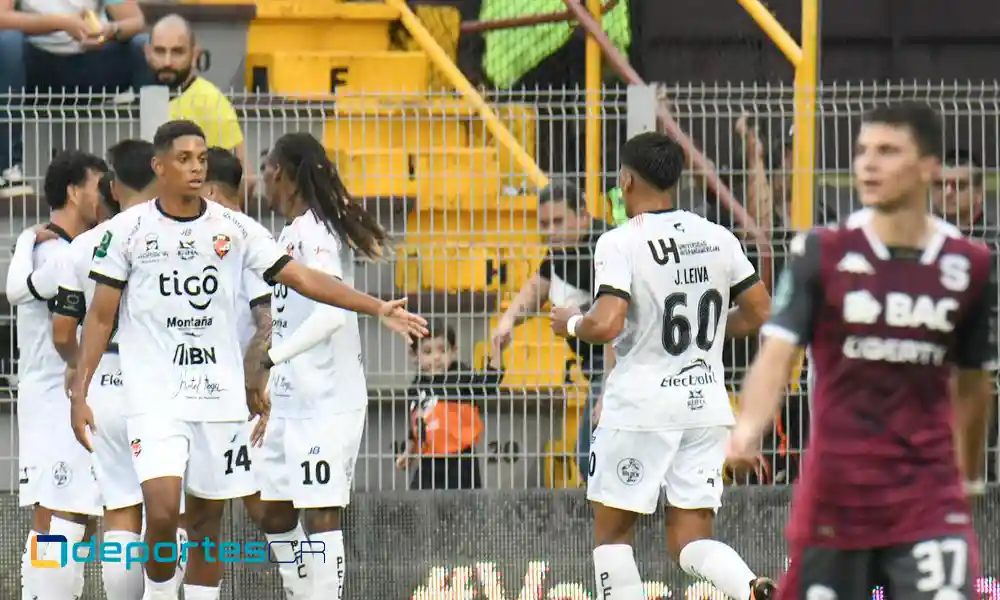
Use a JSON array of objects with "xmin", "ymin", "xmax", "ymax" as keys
[{"xmin": 396, "ymin": 320, "xmax": 503, "ymax": 490}]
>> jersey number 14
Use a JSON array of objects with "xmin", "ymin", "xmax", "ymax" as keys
[{"xmin": 661, "ymin": 290, "xmax": 724, "ymax": 355}]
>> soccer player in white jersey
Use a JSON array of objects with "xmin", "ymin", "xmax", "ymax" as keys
[
  {"xmin": 51, "ymin": 139, "xmax": 159, "ymax": 600},
  {"xmin": 250, "ymin": 132, "xmax": 382, "ymax": 599},
  {"xmin": 549, "ymin": 132, "xmax": 775, "ymax": 600},
  {"xmin": 173, "ymin": 146, "xmax": 274, "ymax": 600},
  {"xmin": 68, "ymin": 120, "xmax": 426, "ymax": 600},
  {"xmin": 5, "ymin": 150, "xmax": 108, "ymax": 600}
]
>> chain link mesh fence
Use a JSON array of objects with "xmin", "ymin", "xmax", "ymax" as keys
[{"xmin": 0, "ymin": 83, "xmax": 998, "ymax": 597}]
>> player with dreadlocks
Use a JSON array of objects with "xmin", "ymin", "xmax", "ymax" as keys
[{"xmin": 253, "ymin": 132, "xmax": 388, "ymax": 599}]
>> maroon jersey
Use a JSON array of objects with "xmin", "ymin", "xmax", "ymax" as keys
[{"xmin": 763, "ymin": 213, "xmax": 997, "ymax": 549}]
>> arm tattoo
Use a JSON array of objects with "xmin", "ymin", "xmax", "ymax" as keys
[{"xmin": 244, "ymin": 301, "xmax": 272, "ymax": 388}]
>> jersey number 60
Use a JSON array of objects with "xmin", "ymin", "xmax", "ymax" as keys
[{"xmin": 661, "ymin": 290, "xmax": 724, "ymax": 356}]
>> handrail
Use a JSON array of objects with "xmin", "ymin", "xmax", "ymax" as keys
[
  {"xmin": 460, "ymin": 0, "xmax": 619, "ymax": 34},
  {"xmin": 560, "ymin": 0, "xmax": 774, "ymax": 291},
  {"xmin": 386, "ymin": 0, "xmax": 549, "ymax": 190}
]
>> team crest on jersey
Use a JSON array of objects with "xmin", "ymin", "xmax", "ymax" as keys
[
  {"xmin": 131, "ymin": 439, "xmax": 142, "ymax": 457},
  {"xmin": 285, "ymin": 243, "xmax": 294, "ymax": 256},
  {"xmin": 213, "ymin": 234, "xmax": 232, "ymax": 259}
]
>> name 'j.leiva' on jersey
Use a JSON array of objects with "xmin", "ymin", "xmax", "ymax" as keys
[{"xmin": 593, "ymin": 209, "xmax": 759, "ymax": 431}]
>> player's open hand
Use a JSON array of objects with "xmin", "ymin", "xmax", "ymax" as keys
[
  {"xmin": 32, "ymin": 225, "xmax": 59, "ymax": 245},
  {"xmin": 378, "ymin": 298, "xmax": 429, "ymax": 343},
  {"xmin": 549, "ymin": 305, "xmax": 582, "ymax": 338},
  {"xmin": 70, "ymin": 400, "xmax": 96, "ymax": 453}
]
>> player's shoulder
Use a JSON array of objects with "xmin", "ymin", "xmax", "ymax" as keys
[
  {"xmin": 71, "ymin": 223, "xmax": 109, "ymax": 252},
  {"xmin": 208, "ymin": 201, "xmax": 266, "ymax": 240}
]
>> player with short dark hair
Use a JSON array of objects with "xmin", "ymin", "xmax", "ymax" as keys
[
  {"xmin": 203, "ymin": 146, "xmax": 243, "ymax": 207},
  {"xmin": 6, "ymin": 149, "xmax": 108, "ymax": 600},
  {"xmin": 68, "ymin": 120, "xmax": 427, "ymax": 600},
  {"xmin": 50, "ymin": 141, "xmax": 154, "ymax": 600},
  {"xmin": 551, "ymin": 132, "xmax": 774, "ymax": 600},
  {"xmin": 730, "ymin": 101, "xmax": 996, "ymax": 600},
  {"xmin": 253, "ymin": 131, "xmax": 394, "ymax": 598}
]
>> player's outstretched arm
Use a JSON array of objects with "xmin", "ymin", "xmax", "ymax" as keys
[
  {"xmin": 272, "ymin": 260, "xmax": 428, "ymax": 341},
  {"xmin": 551, "ymin": 231, "xmax": 629, "ymax": 343},
  {"xmin": 68, "ymin": 283, "xmax": 122, "ymax": 452}
]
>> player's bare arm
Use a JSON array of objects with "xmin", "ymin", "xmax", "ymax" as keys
[
  {"xmin": 730, "ymin": 230, "xmax": 821, "ymax": 461},
  {"xmin": 272, "ymin": 260, "xmax": 428, "ymax": 341},
  {"xmin": 550, "ymin": 294, "xmax": 627, "ymax": 344},
  {"xmin": 244, "ymin": 299, "xmax": 272, "ymax": 419},
  {"xmin": 952, "ymin": 368, "xmax": 994, "ymax": 492},
  {"xmin": 69, "ymin": 282, "xmax": 122, "ymax": 451},
  {"xmin": 725, "ymin": 281, "xmax": 771, "ymax": 338}
]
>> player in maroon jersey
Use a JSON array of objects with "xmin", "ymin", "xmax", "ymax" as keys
[{"xmin": 729, "ymin": 101, "xmax": 997, "ymax": 600}]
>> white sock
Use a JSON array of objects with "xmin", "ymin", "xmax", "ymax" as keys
[
  {"xmin": 679, "ymin": 539, "xmax": 757, "ymax": 600},
  {"xmin": 309, "ymin": 530, "xmax": 346, "ymax": 600},
  {"xmin": 37, "ymin": 517, "xmax": 87, "ymax": 600},
  {"xmin": 182, "ymin": 584, "xmax": 220, "ymax": 600},
  {"xmin": 22, "ymin": 530, "xmax": 38, "ymax": 600},
  {"xmin": 593, "ymin": 544, "xmax": 644, "ymax": 600},
  {"xmin": 141, "ymin": 575, "xmax": 179, "ymax": 600},
  {"xmin": 169, "ymin": 528, "xmax": 188, "ymax": 589},
  {"xmin": 102, "ymin": 531, "xmax": 145, "ymax": 600},
  {"xmin": 266, "ymin": 523, "xmax": 310, "ymax": 598}
]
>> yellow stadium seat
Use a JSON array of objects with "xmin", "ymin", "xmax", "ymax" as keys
[
  {"xmin": 332, "ymin": 148, "xmax": 501, "ymax": 203},
  {"xmin": 471, "ymin": 316, "xmax": 588, "ymax": 391},
  {"xmin": 468, "ymin": 103, "xmax": 537, "ymax": 188},
  {"xmin": 247, "ymin": 52, "xmax": 428, "ymax": 97},
  {"xmin": 247, "ymin": 3, "xmax": 399, "ymax": 56},
  {"xmin": 323, "ymin": 105, "xmax": 469, "ymax": 153},
  {"xmin": 395, "ymin": 242, "xmax": 506, "ymax": 293}
]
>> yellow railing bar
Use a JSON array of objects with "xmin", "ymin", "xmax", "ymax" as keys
[
  {"xmin": 387, "ymin": 0, "xmax": 549, "ymax": 190},
  {"xmin": 790, "ymin": 0, "xmax": 818, "ymax": 232},
  {"xmin": 736, "ymin": 0, "xmax": 803, "ymax": 66},
  {"xmin": 585, "ymin": 0, "xmax": 602, "ymax": 220}
]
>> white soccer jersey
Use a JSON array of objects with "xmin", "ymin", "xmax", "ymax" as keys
[
  {"xmin": 89, "ymin": 199, "xmax": 289, "ymax": 422},
  {"xmin": 13, "ymin": 228, "xmax": 73, "ymax": 396},
  {"xmin": 269, "ymin": 211, "xmax": 365, "ymax": 418},
  {"xmin": 594, "ymin": 209, "xmax": 759, "ymax": 430}
]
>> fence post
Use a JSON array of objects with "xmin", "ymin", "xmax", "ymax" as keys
[
  {"xmin": 626, "ymin": 85, "xmax": 657, "ymax": 139},
  {"xmin": 139, "ymin": 86, "xmax": 171, "ymax": 142}
]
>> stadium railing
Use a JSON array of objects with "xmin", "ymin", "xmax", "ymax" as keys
[{"xmin": 1, "ymin": 82, "xmax": 999, "ymax": 598}]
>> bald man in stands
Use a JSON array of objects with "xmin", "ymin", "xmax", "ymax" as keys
[{"xmin": 145, "ymin": 14, "xmax": 251, "ymax": 196}]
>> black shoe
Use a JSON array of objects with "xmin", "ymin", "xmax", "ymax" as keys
[{"xmin": 750, "ymin": 577, "xmax": 776, "ymax": 600}]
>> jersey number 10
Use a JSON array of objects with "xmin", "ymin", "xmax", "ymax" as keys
[{"xmin": 661, "ymin": 290, "xmax": 724, "ymax": 355}]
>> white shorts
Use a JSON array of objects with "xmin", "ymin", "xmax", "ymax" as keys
[
  {"xmin": 89, "ymin": 359, "xmax": 143, "ymax": 511},
  {"xmin": 34, "ymin": 393, "xmax": 104, "ymax": 516},
  {"xmin": 127, "ymin": 414, "xmax": 258, "ymax": 500},
  {"xmin": 586, "ymin": 425, "xmax": 728, "ymax": 515},
  {"xmin": 17, "ymin": 389, "xmax": 47, "ymax": 507},
  {"xmin": 255, "ymin": 410, "xmax": 365, "ymax": 508}
]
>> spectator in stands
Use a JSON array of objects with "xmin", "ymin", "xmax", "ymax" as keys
[
  {"xmin": 146, "ymin": 14, "xmax": 249, "ymax": 192},
  {"xmin": 931, "ymin": 147, "xmax": 999, "ymax": 481},
  {"xmin": 491, "ymin": 180, "xmax": 607, "ymax": 483},
  {"xmin": 397, "ymin": 320, "xmax": 503, "ymax": 490},
  {"xmin": 0, "ymin": 0, "xmax": 150, "ymax": 198}
]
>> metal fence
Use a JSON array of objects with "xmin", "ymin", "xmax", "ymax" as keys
[{"xmin": 1, "ymin": 84, "xmax": 999, "ymax": 495}]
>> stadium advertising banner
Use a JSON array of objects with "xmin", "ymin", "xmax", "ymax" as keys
[{"xmin": 1, "ymin": 488, "xmax": 997, "ymax": 599}]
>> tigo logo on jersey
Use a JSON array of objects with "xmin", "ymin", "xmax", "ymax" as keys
[{"xmin": 30, "ymin": 535, "xmax": 325, "ymax": 568}]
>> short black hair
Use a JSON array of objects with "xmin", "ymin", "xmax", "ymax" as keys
[
  {"xmin": 98, "ymin": 172, "xmax": 120, "ymax": 216},
  {"xmin": 943, "ymin": 147, "xmax": 983, "ymax": 186},
  {"xmin": 621, "ymin": 132, "xmax": 685, "ymax": 191},
  {"xmin": 206, "ymin": 147, "xmax": 243, "ymax": 191},
  {"xmin": 43, "ymin": 150, "xmax": 109, "ymax": 210},
  {"xmin": 862, "ymin": 102, "xmax": 943, "ymax": 159},
  {"xmin": 411, "ymin": 319, "xmax": 456, "ymax": 353},
  {"xmin": 107, "ymin": 139, "xmax": 156, "ymax": 191},
  {"xmin": 153, "ymin": 119, "xmax": 206, "ymax": 153},
  {"xmin": 538, "ymin": 179, "xmax": 584, "ymax": 212}
]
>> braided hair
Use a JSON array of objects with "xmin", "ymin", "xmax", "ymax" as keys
[{"xmin": 270, "ymin": 132, "xmax": 389, "ymax": 259}]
